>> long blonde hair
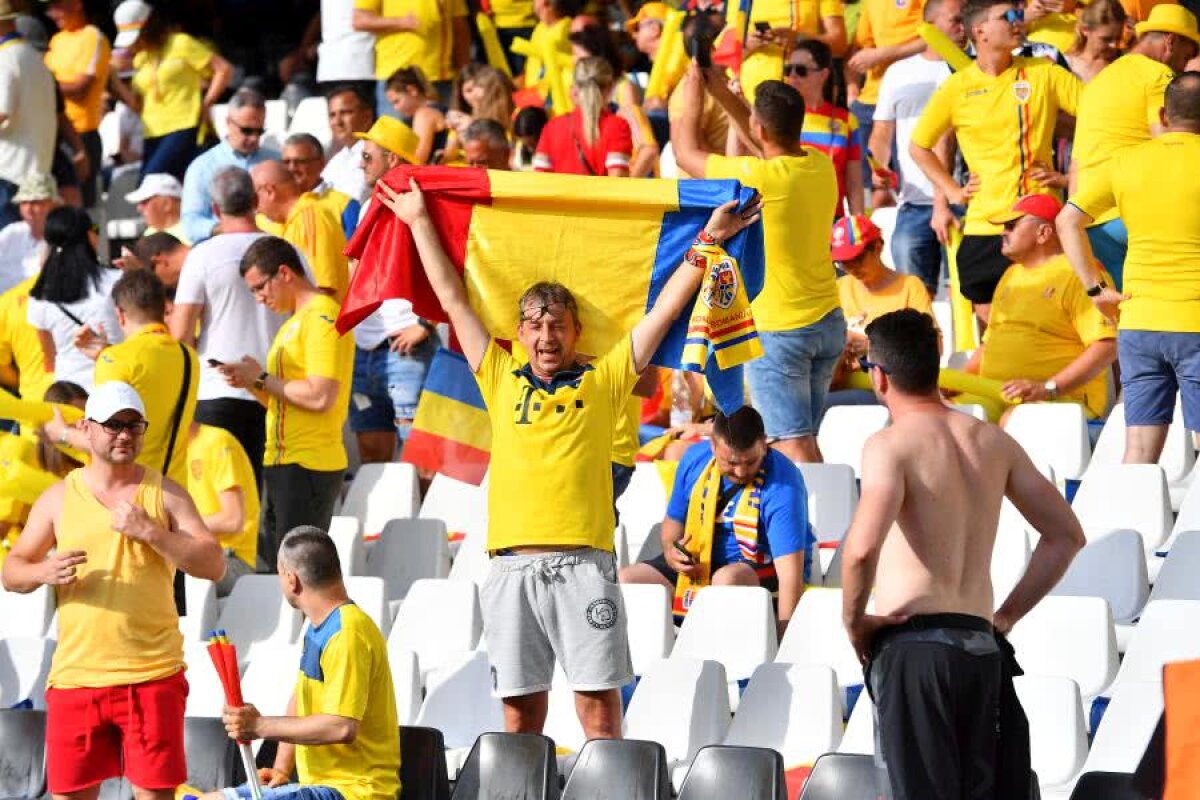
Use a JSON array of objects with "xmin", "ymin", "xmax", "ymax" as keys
[
  {"xmin": 452, "ymin": 64, "xmax": 515, "ymax": 130},
  {"xmin": 574, "ymin": 57, "xmax": 615, "ymax": 146},
  {"xmin": 1070, "ymin": 0, "xmax": 1127, "ymax": 56}
]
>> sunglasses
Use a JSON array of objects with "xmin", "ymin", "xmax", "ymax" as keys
[
  {"xmin": 235, "ymin": 124, "xmax": 266, "ymax": 137},
  {"xmin": 783, "ymin": 64, "xmax": 814, "ymax": 77},
  {"xmin": 1000, "ymin": 7, "xmax": 1024, "ymax": 23},
  {"xmin": 858, "ymin": 356, "xmax": 890, "ymax": 374},
  {"xmin": 94, "ymin": 418, "xmax": 149, "ymax": 436}
]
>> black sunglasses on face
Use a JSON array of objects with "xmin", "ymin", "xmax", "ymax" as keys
[
  {"xmin": 94, "ymin": 418, "xmax": 149, "ymax": 436},
  {"xmin": 783, "ymin": 64, "xmax": 813, "ymax": 77},
  {"xmin": 235, "ymin": 124, "xmax": 266, "ymax": 137}
]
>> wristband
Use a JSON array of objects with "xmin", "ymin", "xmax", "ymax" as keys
[
  {"xmin": 695, "ymin": 230, "xmax": 721, "ymax": 247},
  {"xmin": 253, "ymin": 371, "xmax": 268, "ymax": 391}
]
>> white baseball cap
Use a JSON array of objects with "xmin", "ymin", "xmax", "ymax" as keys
[
  {"xmin": 125, "ymin": 173, "xmax": 183, "ymax": 204},
  {"xmin": 113, "ymin": 0, "xmax": 152, "ymax": 49},
  {"xmin": 85, "ymin": 382, "xmax": 146, "ymax": 423}
]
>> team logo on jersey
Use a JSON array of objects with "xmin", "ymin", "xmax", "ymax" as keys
[
  {"xmin": 702, "ymin": 258, "xmax": 740, "ymax": 310},
  {"xmin": 1013, "ymin": 80, "xmax": 1032, "ymax": 103}
]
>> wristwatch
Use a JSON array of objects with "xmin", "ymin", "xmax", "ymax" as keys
[
  {"xmin": 253, "ymin": 371, "xmax": 268, "ymax": 391},
  {"xmin": 1086, "ymin": 280, "xmax": 1108, "ymax": 298},
  {"xmin": 1043, "ymin": 379, "xmax": 1059, "ymax": 399}
]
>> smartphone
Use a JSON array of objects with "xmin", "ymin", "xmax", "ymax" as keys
[
  {"xmin": 672, "ymin": 540, "xmax": 695, "ymax": 565},
  {"xmin": 207, "ymin": 358, "xmax": 225, "ymax": 368},
  {"xmin": 754, "ymin": 21, "xmax": 771, "ymax": 33}
]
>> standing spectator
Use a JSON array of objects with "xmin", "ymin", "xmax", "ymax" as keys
[
  {"xmin": 910, "ymin": 0, "xmax": 1081, "ymax": 323},
  {"xmin": 187, "ymin": 420, "xmax": 259, "ymax": 596},
  {"xmin": 1, "ymin": 380, "xmax": 223, "ymax": 800},
  {"xmin": 27, "ymin": 207, "xmax": 122, "ymax": 392},
  {"xmin": 281, "ymin": 133, "xmax": 361, "ymax": 239},
  {"xmin": 1065, "ymin": 0, "xmax": 1127, "ymax": 82},
  {"xmin": 316, "ymin": 0, "xmax": 377, "ymax": 94},
  {"xmin": 107, "ymin": 1, "xmax": 234, "ymax": 181},
  {"xmin": 126, "ymin": 173, "xmax": 187, "ymax": 243},
  {"xmin": 1071, "ymin": 4, "xmax": 1198, "ymax": 288},
  {"xmin": 353, "ymin": 0, "xmax": 470, "ymax": 114},
  {"xmin": 676, "ymin": 68, "xmax": 844, "ymax": 463},
  {"xmin": 784, "ymin": 40, "xmax": 865, "ymax": 218},
  {"xmin": 384, "ymin": 66, "xmax": 448, "ymax": 164},
  {"xmin": 170, "ymin": 167, "xmax": 288, "ymax": 486},
  {"xmin": 0, "ymin": 268, "xmax": 53, "ymax": 404},
  {"xmin": 44, "ymin": 0, "xmax": 109, "ymax": 209},
  {"xmin": 251, "ymin": 160, "xmax": 350, "ymax": 301},
  {"xmin": 533, "ymin": 57, "xmax": 633, "ymax": 176},
  {"xmin": 1058, "ymin": 72, "xmax": 1200, "ymax": 464},
  {"xmin": 321, "ymin": 84, "xmax": 375, "ymax": 203},
  {"xmin": 869, "ymin": 0, "xmax": 966, "ymax": 295},
  {"xmin": 0, "ymin": 1, "xmax": 56, "ymax": 228},
  {"xmin": 741, "ymin": 0, "xmax": 848, "ymax": 103},
  {"xmin": 181, "ymin": 88, "xmax": 280, "ymax": 245},
  {"xmin": 522, "ymin": 0, "xmax": 572, "ymax": 93},
  {"xmin": 491, "ymin": 0, "xmax": 537, "ymax": 77},
  {"xmin": 0, "ymin": 173, "xmax": 58, "ymax": 294},
  {"xmin": 218, "ymin": 237, "xmax": 353, "ymax": 568}
]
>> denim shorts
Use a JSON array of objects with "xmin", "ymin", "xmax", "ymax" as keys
[
  {"xmin": 747, "ymin": 309, "xmax": 847, "ymax": 440},
  {"xmin": 891, "ymin": 203, "xmax": 943, "ymax": 295},
  {"xmin": 223, "ymin": 784, "xmax": 343, "ymax": 800},
  {"xmin": 1119, "ymin": 330, "xmax": 1200, "ymax": 429},
  {"xmin": 349, "ymin": 337, "xmax": 437, "ymax": 435}
]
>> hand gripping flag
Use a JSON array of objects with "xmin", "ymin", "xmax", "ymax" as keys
[{"xmin": 339, "ymin": 166, "xmax": 766, "ymax": 415}]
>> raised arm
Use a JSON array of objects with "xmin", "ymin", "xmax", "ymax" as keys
[
  {"xmin": 670, "ymin": 63, "xmax": 713, "ymax": 180},
  {"xmin": 376, "ymin": 177, "xmax": 490, "ymax": 369}
]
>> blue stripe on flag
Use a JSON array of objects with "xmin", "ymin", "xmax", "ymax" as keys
[
  {"xmin": 422, "ymin": 348, "xmax": 486, "ymax": 410},
  {"xmin": 713, "ymin": 331, "xmax": 759, "ymax": 350}
]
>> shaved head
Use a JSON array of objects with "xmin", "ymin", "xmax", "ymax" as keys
[{"xmin": 251, "ymin": 161, "xmax": 300, "ymax": 223}]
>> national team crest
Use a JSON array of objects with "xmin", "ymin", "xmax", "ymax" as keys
[
  {"xmin": 702, "ymin": 258, "xmax": 739, "ymax": 310},
  {"xmin": 1013, "ymin": 80, "xmax": 1031, "ymax": 103}
]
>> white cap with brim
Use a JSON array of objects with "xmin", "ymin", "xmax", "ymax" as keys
[
  {"xmin": 113, "ymin": 0, "xmax": 152, "ymax": 49},
  {"xmin": 125, "ymin": 173, "xmax": 183, "ymax": 204},
  {"xmin": 86, "ymin": 382, "xmax": 147, "ymax": 423}
]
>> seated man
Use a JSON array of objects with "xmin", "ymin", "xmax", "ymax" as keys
[
  {"xmin": 964, "ymin": 194, "xmax": 1117, "ymax": 423},
  {"xmin": 619, "ymin": 406, "xmax": 814, "ymax": 637},
  {"xmin": 211, "ymin": 526, "xmax": 399, "ymax": 800}
]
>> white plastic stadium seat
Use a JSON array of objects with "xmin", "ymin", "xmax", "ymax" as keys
[
  {"xmin": 419, "ymin": 472, "xmax": 489, "ymax": 549},
  {"xmin": 837, "ymin": 693, "xmax": 875, "ymax": 755},
  {"xmin": 341, "ymin": 463, "xmax": 420, "ymax": 539},
  {"xmin": 817, "ymin": 406, "xmax": 889, "ymax": 477},
  {"xmin": 367, "ymin": 518, "xmax": 451, "ymax": 605},
  {"xmin": 724, "ymin": 663, "xmax": 842, "ymax": 769},
  {"xmin": 327, "ymin": 515, "xmax": 366, "ymax": 576},
  {"xmin": 0, "ymin": 585, "xmax": 54, "ymax": 638},
  {"xmin": 287, "ymin": 96, "xmax": 332, "ymax": 151},
  {"xmin": 208, "ymin": 103, "xmax": 228, "ymax": 135},
  {"xmin": 446, "ymin": 525, "xmax": 490, "ymax": 587},
  {"xmin": 620, "ymin": 583, "xmax": 675, "ymax": 675},
  {"xmin": 0, "ymin": 637, "xmax": 54, "ymax": 708},
  {"xmin": 671, "ymin": 586, "xmax": 777, "ymax": 709},
  {"xmin": 1110, "ymin": 599, "xmax": 1200, "ymax": 690},
  {"xmin": 794, "ymin": 462, "xmax": 858, "ymax": 545},
  {"xmin": 216, "ymin": 575, "xmax": 303, "ymax": 651},
  {"xmin": 1008, "ymin": 596, "xmax": 1118, "ymax": 702},
  {"xmin": 179, "ymin": 576, "xmax": 219, "ymax": 642},
  {"xmin": 775, "ymin": 589, "xmax": 863, "ymax": 694},
  {"xmin": 1005, "ymin": 404, "xmax": 1091, "ymax": 480},
  {"xmin": 264, "ymin": 99, "xmax": 288, "ymax": 138},
  {"xmin": 342, "ymin": 576, "xmax": 390, "ymax": 634},
  {"xmin": 1072, "ymin": 464, "xmax": 1172, "ymax": 555},
  {"xmin": 1166, "ymin": 479, "xmax": 1200, "ymax": 552},
  {"xmin": 388, "ymin": 579, "xmax": 482, "ymax": 682},
  {"xmin": 240, "ymin": 644, "xmax": 301, "ymax": 754},
  {"xmin": 543, "ymin": 668, "xmax": 588, "ymax": 755},
  {"xmin": 1051, "ymin": 530, "xmax": 1149, "ymax": 626},
  {"xmin": 616, "ymin": 463, "xmax": 670, "ymax": 565},
  {"xmin": 991, "ymin": 519, "xmax": 1031, "ymax": 604},
  {"xmin": 1148, "ymin": 531, "xmax": 1200, "ymax": 602},
  {"xmin": 389, "ymin": 647, "xmax": 422, "ymax": 725},
  {"xmin": 414, "ymin": 650, "xmax": 505, "ymax": 775},
  {"xmin": 1089, "ymin": 401, "xmax": 1195, "ymax": 510},
  {"xmin": 870, "ymin": 206, "xmax": 897, "ymax": 269},
  {"xmin": 1080, "ymin": 681, "xmax": 1163, "ymax": 776},
  {"xmin": 931, "ymin": 301, "xmax": 955, "ymax": 364},
  {"xmin": 623, "ymin": 658, "xmax": 731, "ymax": 779},
  {"xmin": 1015, "ymin": 675, "xmax": 1088, "ymax": 791}
]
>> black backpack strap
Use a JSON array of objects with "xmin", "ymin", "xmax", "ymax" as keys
[{"xmin": 162, "ymin": 342, "xmax": 192, "ymax": 475}]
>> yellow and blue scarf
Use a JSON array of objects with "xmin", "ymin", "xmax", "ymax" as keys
[{"xmin": 680, "ymin": 240, "xmax": 763, "ymax": 372}]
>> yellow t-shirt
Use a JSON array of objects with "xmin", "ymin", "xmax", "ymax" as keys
[
  {"xmin": 295, "ymin": 603, "xmax": 400, "ymax": 800},
  {"xmin": 705, "ymin": 152, "xmax": 840, "ymax": 331},
  {"xmin": 980, "ymin": 254, "xmax": 1115, "ymax": 417},
  {"xmin": 50, "ymin": 467, "xmax": 183, "ymax": 688},
  {"xmin": 492, "ymin": 0, "xmax": 536, "ymax": 29},
  {"xmin": 612, "ymin": 396, "xmax": 641, "ymax": 469},
  {"xmin": 144, "ymin": 221, "xmax": 191, "ymax": 245},
  {"xmin": 0, "ymin": 278, "xmax": 52, "ymax": 403},
  {"xmin": 282, "ymin": 194, "xmax": 350, "ymax": 302},
  {"xmin": 1119, "ymin": 0, "xmax": 1178, "ymax": 21},
  {"xmin": 187, "ymin": 424, "xmax": 259, "ymax": 567},
  {"xmin": 911, "ymin": 57, "xmax": 1081, "ymax": 235},
  {"xmin": 522, "ymin": 17, "xmax": 572, "ymax": 87},
  {"xmin": 1072, "ymin": 54, "xmax": 1173, "ymax": 226},
  {"xmin": 838, "ymin": 271, "xmax": 933, "ymax": 333},
  {"xmin": 1026, "ymin": 13, "xmax": 1079, "ymax": 54},
  {"xmin": 742, "ymin": 0, "xmax": 845, "ymax": 101},
  {"xmin": 668, "ymin": 89, "xmax": 729, "ymax": 176},
  {"xmin": 266, "ymin": 294, "xmax": 354, "ymax": 471},
  {"xmin": 356, "ymin": 0, "xmax": 469, "ymax": 82},
  {"xmin": 854, "ymin": 0, "xmax": 924, "ymax": 105},
  {"xmin": 132, "ymin": 32, "xmax": 214, "ymax": 139},
  {"xmin": 1069, "ymin": 132, "xmax": 1200, "ymax": 333},
  {"xmin": 475, "ymin": 336, "xmax": 638, "ymax": 551},
  {"xmin": 45, "ymin": 25, "xmax": 111, "ymax": 134},
  {"xmin": 94, "ymin": 323, "xmax": 200, "ymax": 488}
]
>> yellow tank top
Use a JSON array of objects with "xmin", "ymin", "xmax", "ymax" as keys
[{"xmin": 49, "ymin": 468, "xmax": 184, "ymax": 688}]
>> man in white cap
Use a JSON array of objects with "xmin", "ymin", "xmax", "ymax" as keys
[
  {"xmin": 0, "ymin": 0, "xmax": 56, "ymax": 228},
  {"xmin": 2, "ymin": 380, "xmax": 223, "ymax": 800},
  {"xmin": 127, "ymin": 173, "xmax": 188, "ymax": 244},
  {"xmin": 0, "ymin": 173, "xmax": 58, "ymax": 294}
]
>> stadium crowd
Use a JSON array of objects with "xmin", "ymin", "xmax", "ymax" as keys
[{"xmin": 0, "ymin": 0, "xmax": 1198, "ymax": 796}]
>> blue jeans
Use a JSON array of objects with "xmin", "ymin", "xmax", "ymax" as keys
[
  {"xmin": 1119, "ymin": 330, "xmax": 1200, "ymax": 429},
  {"xmin": 142, "ymin": 127, "xmax": 198, "ymax": 181},
  {"xmin": 850, "ymin": 100, "xmax": 875, "ymax": 188},
  {"xmin": 349, "ymin": 337, "xmax": 438, "ymax": 440},
  {"xmin": 1086, "ymin": 218, "xmax": 1128, "ymax": 291},
  {"xmin": 0, "ymin": 178, "xmax": 17, "ymax": 229},
  {"xmin": 747, "ymin": 309, "xmax": 847, "ymax": 440},
  {"xmin": 891, "ymin": 203, "xmax": 942, "ymax": 295},
  {"xmin": 222, "ymin": 784, "xmax": 343, "ymax": 800}
]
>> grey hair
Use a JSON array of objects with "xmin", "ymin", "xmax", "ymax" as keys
[
  {"xmin": 284, "ymin": 132, "xmax": 325, "ymax": 158},
  {"xmin": 462, "ymin": 119, "xmax": 510, "ymax": 151},
  {"xmin": 228, "ymin": 86, "xmax": 267, "ymax": 112},
  {"xmin": 210, "ymin": 166, "xmax": 256, "ymax": 216},
  {"xmin": 278, "ymin": 526, "xmax": 343, "ymax": 587}
]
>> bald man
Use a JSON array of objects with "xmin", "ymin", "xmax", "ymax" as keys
[{"xmin": 251, "ymin": 160, "xmax": 349, "ymax": 301}]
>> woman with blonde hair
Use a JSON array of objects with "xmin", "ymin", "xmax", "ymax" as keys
[
  {"xmin": 385, "ymin": 66, "xmax": 449, "ymax": 163},
  {"xmin": 1067, "ymin": 0, "xmax": 1128, "ymax": 81},
  {"xmin": 532, "ymin": 57, "xmax": 632, "ymax": 176}
]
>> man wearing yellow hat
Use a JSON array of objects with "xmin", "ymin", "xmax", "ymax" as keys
[
  {"xmin": 348, "ymin": 116, "xmax": 440, "ymax": 465},
  {"xmin": 1071, "ymin": 3, "xmax": 1200, "ymax": 289}
]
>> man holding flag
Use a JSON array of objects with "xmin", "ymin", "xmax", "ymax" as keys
[{"xmin": 374, "ymin": 176, "xmax": 761, "ymax": 739}]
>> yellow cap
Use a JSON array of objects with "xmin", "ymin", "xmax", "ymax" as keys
[
  {"xmin": 1135, "ymin": 4, "xmax": 1200, "ymax": 45},
  {"xmin": 353, "ymin": 117, "xmax": 421, "ymax": 166},
  {"xmin": 625, "ymin": 2, "xmax": 670, "ymax": 32}
]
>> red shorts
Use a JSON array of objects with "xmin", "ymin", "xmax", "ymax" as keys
[{"xmin": 45, "ymin": 670, "xmax": 188, "ymax": 793}]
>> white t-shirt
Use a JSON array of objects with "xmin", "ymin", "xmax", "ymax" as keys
[
  {"xmin": 26, "ymin": 268, "xmax": 123, "ymax": 392},
  {"xmin": 350, "ymin": 198, "xmax": 419, "ymax": 349},
  {"xmin": 0, "ymin": 221, "xmax": 45, "ymax": 294},
  {"xmin": 873, "ymin": 54, "xmax": 953, "ymax": 207},
  {"xmin": 317, "ymin": 0, "xmax": 376, "ymax": 83},
  {"xmin": 0, "ymin": 38, "xmax": 56, "ymax": 185},
  {"xmin": 174, "ymin": 232, "xmax": 291, "ymax": 402},
  {"xmin": 321, "ymin": 140, "xmax": 368, "ymax": 205}
]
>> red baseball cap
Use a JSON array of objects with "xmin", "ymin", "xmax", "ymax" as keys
[
  {"xmin": 989, "ymin": 193, "xmax": 1064, "ymax": 225},
  {"xmin": 830, "ymin": 214, "xmax": 883, "ymax": 261}
]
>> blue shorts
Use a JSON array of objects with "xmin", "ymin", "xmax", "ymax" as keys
[
  {"xmin": 747, "ymin": 310, "xmax": 847, "ymax": 440},
  {"xmin": 349, "ymin": 337, "xmax": 437, "ymax": 436},
  {"xmin": 222, "ymin": 784, "xmax": 343, "ymax": 800},
  {"xmin": 1119, "ymin": 329, "xmax": 1200, "ymax": 428}
]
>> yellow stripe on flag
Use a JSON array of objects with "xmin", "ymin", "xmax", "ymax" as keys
[{"xmin": 410, "ymin": 393, "xmax": 493, "ymax": 454}]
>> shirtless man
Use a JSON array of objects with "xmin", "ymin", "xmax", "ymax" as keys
[{"xmin": 841, "ymin": 309, "xmax": 1085, "ymax": 800}]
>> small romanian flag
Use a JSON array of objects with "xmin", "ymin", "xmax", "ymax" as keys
[{"xmin": 402, "ymin": 348, "xmax": 491, "ymax": 485}]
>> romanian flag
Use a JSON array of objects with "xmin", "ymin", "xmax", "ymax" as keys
[
  {"xmin": 402, "ymin": 347, "xmax": 491, "ymax": 485},
  {"xmin": 340, "ymin": 166, "xmax": 765, "ymax": 413}
]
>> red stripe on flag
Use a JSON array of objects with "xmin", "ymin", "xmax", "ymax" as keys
[
  {"xmin": 711, "ymin": 318, "xmax": 756, "ymax": 338},
  {"xmin": 402, "ymin": 429, "xmax": 491, "ymax": 485}
]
